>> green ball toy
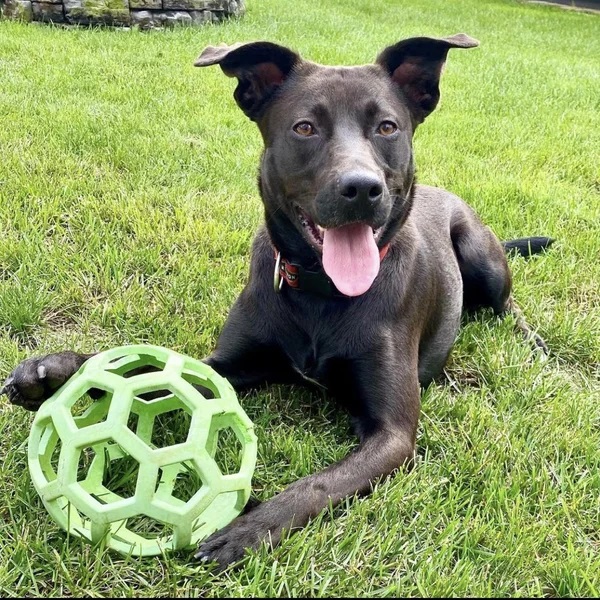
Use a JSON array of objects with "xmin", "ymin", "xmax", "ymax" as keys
[{"xmin": 27, "ymin": 345, "xmax": 257, "ymax": 556}]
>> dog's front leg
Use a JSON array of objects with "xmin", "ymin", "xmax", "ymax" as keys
[
  {"xmin": 201, "ymin": 289, "xmax": 301, "ymax": 392},
  {"xmin": 195, "ymin": 354, "xmax": 420, "ymax": 569},
  {"xmin": 195, "ymin": 424, "xmax": 416, "ymax": 568}
]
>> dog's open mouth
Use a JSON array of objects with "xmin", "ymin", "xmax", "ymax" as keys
[
  {"xmin": 296, "ymin": 207, "xmax": 385, "ymax": 297},
  {"xmin": 296, "ymin": 208, "xmax": 383, "ymax": 248},
  {"xmin": 297, "ymin": 208, "xmax": 325, "ymax": 247}
]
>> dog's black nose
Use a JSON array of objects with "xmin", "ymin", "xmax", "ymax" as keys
[{"xmin": 339, "ymin": 172, "xmax": 383, "ymax": 206}]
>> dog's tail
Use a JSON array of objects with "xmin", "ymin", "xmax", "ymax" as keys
[{"xmin": 502, "ymin": 236, "xmax": 554, "ymax": 257}]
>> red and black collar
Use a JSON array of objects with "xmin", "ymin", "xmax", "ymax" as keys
[{"xmin": 273, "ymin": 244, "xmax": 391, "ymax": 298}]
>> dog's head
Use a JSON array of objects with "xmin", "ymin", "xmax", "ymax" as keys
[{"xmin": 195, "ymin": 35, "xmax": 478, "ymax": 296}]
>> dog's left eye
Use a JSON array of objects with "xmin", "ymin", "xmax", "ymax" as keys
[{"xmin": 377, "ymin": 121, "xmax": 398, "ymax": 136}]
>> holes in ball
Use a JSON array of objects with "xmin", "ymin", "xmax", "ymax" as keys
[
  {"xmin": 102, "ymin": 451, "xmax": 139, "ymax": 501},
  {"xmin": 212, "ymin": 489, "xmax": 247, "ymax": 515},
  {"xmin": 209, "ymin": 421, "xmax": 244, "ymax": 476},
  {"xmin": 151, "ymin": 407, "xmax": 192, "ymax": 448},
  {"xmin": 127, "ymin": 394, "xmax": 194, "ymax": 450},
  {"xmin": 77, "ymin": 446, "xmax": 96, "ymax": 483},
  {"xmin": 172, "ymin": 463, "xmax": 204, "ymax": 503},
  {"xmin": 123, "ymin": 515, "xmax": 174, "ymax": 542},
  {"xmin": 49, "ymin": 438, "xmax": 62, "ymax": 480},
  {"xmin": 135, "ymin": 388, "xmax": 173, "ymax": 402},
  {"xmin": 69, "ymin": 506, "xmax": 93, "ymax": 540},
  {"xmin": 121, "ymin": 364, "xmax": 163, "ymax": 379},
  {"xmin": 71, "ymin": 390, "xmax": 111, "ymax": 429},
  {"xmin": 155, "ymin": 461, "xmax": 205, "ymax": 504},
  {"xmin": 38, "ymin": 427, "xmax": 62, "ymax": 482},
  {"xmin": 71, "ymin": 393, "xmax": 95, "ymax": 419},
  {"xmin": 131, "ymin": 385, "xmax": 180, "ymax": 404},
  {"xmin": 76, "ymin": 444, "xmax": 140, "ymax": 503},
  {"xmin": 181, "ymin": 370, "xmax": 219, "ymax": 400},
  {"xmin": 138, "ymin": 389, "xmax": 173, "ymax": 402},
  {"xmin": 106, "ymin": 354, "xmax": 166, "ymax": 379},
  {"xmin": 126, "ymin": 411, "xmax": 140, "ymax": 438}
]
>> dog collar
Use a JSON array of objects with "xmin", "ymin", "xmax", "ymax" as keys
[{"xmin": 273, "ymin": 244, "xmax": 390, "ymax": 298}]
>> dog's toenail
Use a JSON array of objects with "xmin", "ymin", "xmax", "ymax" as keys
[{"xmin": 194, "ymin": 552, "xmax": 210, "ymax": 562}]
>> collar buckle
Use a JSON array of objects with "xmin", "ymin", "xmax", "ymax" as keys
[{"xmin": 273, "ymin": 252, "xmax": 284, "ymax": 293}]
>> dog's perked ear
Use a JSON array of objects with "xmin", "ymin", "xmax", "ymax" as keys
[
  {"xmin": 194, "ymin": 42, "xmax": 300, "ymax": 121},
  {"xmin": 376, "ymin": 33, "xmax": 479, "ymax": 123}
]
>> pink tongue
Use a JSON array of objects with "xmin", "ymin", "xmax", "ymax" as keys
[{"xmin": 322, "ymin": 223, "xmax": 380, "ymax": 297}]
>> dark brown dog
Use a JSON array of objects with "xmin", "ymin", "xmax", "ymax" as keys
[{"xmin": 2, "ymin": 34, "xmax": 552, "ymax": 568}]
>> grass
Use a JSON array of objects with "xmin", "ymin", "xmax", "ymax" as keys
[{"xmin": 0, "ymin": 0, "xmax": 599, "ymax": 596}]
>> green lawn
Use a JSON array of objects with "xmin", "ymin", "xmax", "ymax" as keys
[{"xmin": 1, "ymin": 0, "xmax": 599, "ymax": 596}]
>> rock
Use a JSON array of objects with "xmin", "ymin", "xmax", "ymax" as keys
[
  {"xmin": 1, "ymin": 0, "xmax": 34, "ymax": 21},
  {"xmin": 128, "ymin": 0, "xmax": 161, "ymax": 9},
  {"xmin": 189, "ymin": 9, "xmax": 213, "ymax": 23},
  {"xmin": 163, "ymin": 0, "xmax": 221, "ymax": 10},
  {"xmin": 3, "ymin": 0, "xmax": 244, "ymax": 26},
  {"xmin": 162, "ymin": 10, "xmax": 193, "ymax": 25},
  {"xmin": 64, "ymin": 0, "xmax": 129, "ymax": 25},
  {"xmin": 31, "ymin": 1, "xmax": 65, "ymax": 21}
]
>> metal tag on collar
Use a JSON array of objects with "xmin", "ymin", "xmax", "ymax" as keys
[{"xmin": 273, "ymin": 252, "xmax": 284, "ymax": 293}]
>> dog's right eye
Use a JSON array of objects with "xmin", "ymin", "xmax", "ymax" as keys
[{"xmin": 293, "ymin": 122, "xmax": 316, "ymax": 137}]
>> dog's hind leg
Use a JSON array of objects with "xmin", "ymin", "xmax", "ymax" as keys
[
  {"xmin": 450, "ymin": 207, "xmax": 512, "ymax": 315},
  {"xmin": 450, "ymin": 205, "xmax": 550, "ymax": 354}
]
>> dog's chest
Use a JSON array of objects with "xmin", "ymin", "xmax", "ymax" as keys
[
  {"xmin": 278, "ymin": 303, "xmax": 371, "ymax": 387},
  {"xmin": 286, "ymin": 332, "xmax": 334, "ymax": 386}
]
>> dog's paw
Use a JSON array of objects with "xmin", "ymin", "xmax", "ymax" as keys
[
  {"xmin": 195, "ymin": 513, "xmax": 269, "ymax": 570},
  {"xmin": 194, "ymin": 500, "xmax": 289, "ymax": 570},
  {"xmin": 1, "ymin": 352, "xmax": 90, "ymax": 411}
]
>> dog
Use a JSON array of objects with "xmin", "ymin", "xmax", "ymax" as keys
[{"xmin": 2, "ymin": 34, "xmax": 552, "ymax": 568}]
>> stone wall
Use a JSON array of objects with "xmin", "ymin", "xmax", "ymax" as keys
[{"xmin": 0, "ymin": 0, "xmax": 244, "ymax": 27}]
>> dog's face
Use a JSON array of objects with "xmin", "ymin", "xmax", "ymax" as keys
[
  {"xmin": 196, "ymin": 35, "xmax": 478, "ymax": 296},
  {"xmin": 259, "ymin": 62, "xmax": 413, "ymax": 237}
]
